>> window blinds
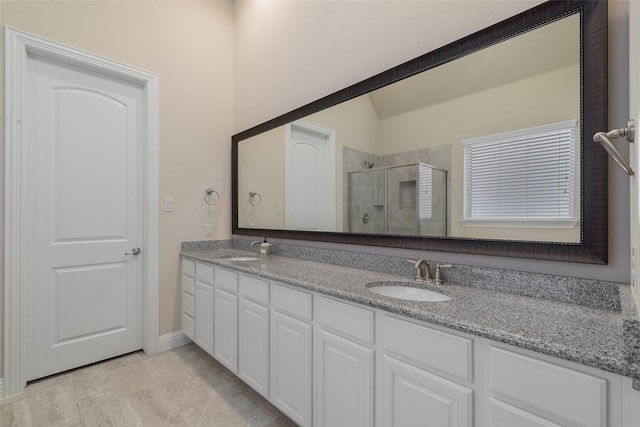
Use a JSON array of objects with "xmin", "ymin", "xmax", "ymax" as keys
[{"xmin": 463, "ymin": 120, "xmax": 576, "ymax": 221}]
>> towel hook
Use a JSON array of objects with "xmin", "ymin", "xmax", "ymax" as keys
[{"xmin": 593, "ymin": 119, "xmax": 635, "ymax": 176}]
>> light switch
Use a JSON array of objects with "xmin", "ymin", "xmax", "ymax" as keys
[
  {"xmin": 276, "ymin": 201, "xmax": 283, "ymax": 213},
  {"xmin": 164, "ymin": 197, "xmax": 174, "ymax": 212},
  {"xmin": 205, "ymin": 223, "xmax": 214, "ymax": 236}
]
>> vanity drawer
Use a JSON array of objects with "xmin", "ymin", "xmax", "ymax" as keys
[
  {"xmin": 216, "ymin": 267, "xmax": 239, "ymax": 293},
  {"xmin": 317, "ymin": 296, "xmax": 374, "ymax": 345},
  {"xmin": 182, "ymin": 313, "xmax": 194, "ymax": 340},
  {"xmin": 239, "ymin": 274, "xmax": 269, "ymax": 305},
  {"xmin": 271, "ymin": 283, "xmax": 312, "ymax": 321},
  {"xmin": 182, "ymin": 274, "xmax": 195, "ymax": 296},
  {"xmin": 196, "ymin": 262, "xmax": 214, "ymax": 285},
  {"xmin": 488, "ymin": 345, "xmax": 607, "ymax": 427},
  {"xmin": 182, "ymin": 258, "xmax": 195, "ymax": 278},
  {"xmin": 182, "ymin": 291, "xmax": 195, "ymax": 317},
  {"xmin": 383, "ymin": 315, "xmax": 473, "ymax": 383}
]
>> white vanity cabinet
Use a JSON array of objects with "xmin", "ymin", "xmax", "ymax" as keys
[
  {"xmin": 180, "ymin": 259, "xmax": 639, "ymax": 427},
  {"xmin": 180, "ymin": 259, "xmax": 196, "ymax": 341},
  {"xmin": 194, "ymin": 263, "xmax": 215, "ymax": 355},
  {"xmin": 378, "ymin": 314, "xmax": 475, "ymax": 427},
  {"xmin": 238, "ymin": 274, "xmax": 270, "ymax": 398},
  {"xmin": 213, "ymin": 267, "xmax": 239, "ymax": 373},
  {"xmin": 181, "ymin": 259, "xmax": 215, "ymax": 356},
  {"xmin": 314, "ymin": 296, "xmax": 375, "ymax": 427},
  {"xmin": 270, "ymin": 283, "xmax": 313, "ymax": 427},
  {"xmin": 482, "ymin": 341, "xmax": 625, "ymax": 427}
]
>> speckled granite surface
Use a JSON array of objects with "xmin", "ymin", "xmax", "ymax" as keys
[
  {"xmin": 182, "ymin": 247, "xmax": 640, "ymax": 381},
  {"xmin": 231, "ymin": 238, "xmax": 623, "ymax": 310},
  {"xmin": 182, "ymin": 240, "xmax": 231, "ymax": 252}
]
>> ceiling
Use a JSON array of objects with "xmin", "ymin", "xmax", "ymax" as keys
[{"xmin": 368, "ymin": 13, "xmax": 579, "ymax": 119}]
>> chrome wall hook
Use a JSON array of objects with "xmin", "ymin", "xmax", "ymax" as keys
[{"xmin": 593, "ymin": 119, "xmax": 635, "ymax": 176}]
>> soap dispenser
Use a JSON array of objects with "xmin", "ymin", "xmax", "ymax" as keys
[{"xmin": 258, "ymin": 237, "xmax": 271, "ymax": 258}]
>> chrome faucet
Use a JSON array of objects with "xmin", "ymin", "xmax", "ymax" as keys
[
  {"xmin": 250, "ymin": 240, "xmax": 262, "ymax": 256},
  {"xmin": 407, "ymin": 259, "xmax": 432, "ymax": 283}
]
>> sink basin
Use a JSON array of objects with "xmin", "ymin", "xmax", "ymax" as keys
[
  {"xmin": 225, "ymin": 256, "xmax": 260, "ymax": 262},
  {"xmin": 367, "ymin": 282, "xmax": 451, "ymax": 302}
]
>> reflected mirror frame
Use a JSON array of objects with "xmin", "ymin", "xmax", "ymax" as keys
[{"xmin": 232, "ymin": 0, "xmax": 608, "ymax": 264}]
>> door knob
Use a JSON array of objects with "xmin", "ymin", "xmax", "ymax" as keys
[{"xmin": 125, "ymin": 247, "xmax": 141, "ymax": 256}]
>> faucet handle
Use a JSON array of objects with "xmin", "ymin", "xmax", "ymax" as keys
[{"xmin": 434, "ymin": 264, "xmax": 453, "ymax": 285}]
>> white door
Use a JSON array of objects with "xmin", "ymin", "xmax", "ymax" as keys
[
  {"xmin": 630, "ymin": 0, "xmax": 640, "ymax": 305},
  {"xmin": 285, "ymin": 121, "xmax": 336, "ymax": 231},
  {"xmin": 26, "ymin": 53, "xmax": 144, "ymax": 381}
]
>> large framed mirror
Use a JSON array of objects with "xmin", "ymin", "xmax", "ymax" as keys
[{"xmin": 232, "ymin": 0, "xmax": 608, "ymax": 264}]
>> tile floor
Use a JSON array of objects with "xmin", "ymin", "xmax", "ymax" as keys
[{"xmin": 0, "ymin": 344, "xmax": 297, "ymax": 427}]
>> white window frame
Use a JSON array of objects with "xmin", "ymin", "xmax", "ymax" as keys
[{"xmin": 461, "ymin": 120, "xmax": 578, "ymax": 229}]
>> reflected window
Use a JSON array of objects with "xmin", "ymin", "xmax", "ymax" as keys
[{"xmin": 463, "ymin": 120, "xmax": 576, "ymax": 226}]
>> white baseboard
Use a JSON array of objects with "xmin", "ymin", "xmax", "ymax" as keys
[{"xmin": 157, "ymin": 331, "xmax": 190, "ymax": 352}]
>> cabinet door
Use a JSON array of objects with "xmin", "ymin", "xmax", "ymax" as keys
[
  {"xmin": 194, "ymin": 280, "xmax": 214, "ymax": 355},
  {"xmin": 315, "ymin": 329, "xmax": 373, "ymax": 427},
  {"xmin": 380, "ymin": 355, "xmax": 473, "ymax": 427},
  {"xmin": 270, "ymin": 311, "xmax": 312, "ymax": 427},
  {"xmin": 238, "ymin": 298, "xmax": 269, "ymax": 398},
  {"xmin": 214, "ymin": 288, "xmax": 238, "ymax": 373}
]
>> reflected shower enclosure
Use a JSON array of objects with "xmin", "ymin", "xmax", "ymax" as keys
[{"xmin": 348, "ymin": 163, "xmax": 447, "ymax": 237}]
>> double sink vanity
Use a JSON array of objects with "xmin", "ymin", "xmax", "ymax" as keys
[
  {"xmin": 212, "ymin": 2, "xmax": 639, "ymax": 425},
  {"xmin": 180, "ymin": 242, "xmax": 640, "ymax": 427}
]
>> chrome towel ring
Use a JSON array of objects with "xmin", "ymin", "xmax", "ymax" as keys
[
  {"xmin": 204, "ymin": 187, "xmax": 220, "ymax": 205},
  {"xmin": 249, "ymin": 191, "xmax": 262, "ymax": 206}
]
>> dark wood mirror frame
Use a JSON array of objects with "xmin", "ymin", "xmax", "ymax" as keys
[{"xmin": 232, "ymin": 0, "xmax": 608, "ymax": 264}]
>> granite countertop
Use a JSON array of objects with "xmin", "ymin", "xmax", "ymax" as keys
[{"xmin": 182, "ymin": 248, "xmax": 640, "ymax": 381}]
